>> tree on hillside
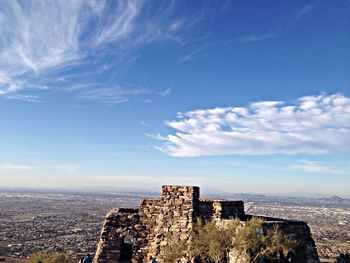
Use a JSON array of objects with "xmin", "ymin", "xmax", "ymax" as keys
[
  {"xmin": 27, "ymin": 251, "xmax": 74, "ymax": 263},
  {"xmin": 163, "ymin": 217, "xmax": 298, "ymax": 263}
]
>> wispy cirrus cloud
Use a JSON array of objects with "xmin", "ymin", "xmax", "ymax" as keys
[
  {"xmin": 5, "ymin": 94, "xmax": 41, "ymax": 103},
  {"xmin": 229, "ymin": 32, "xmax": 279, "ymax": 43},
  {"xmin": 229, "ymin": 4, "xmax": 318, "ymax": 45},
  {"xmin": 0, "ymin": 0, "xmax": 85, "ymax": 92},
  {"xmin": 295, "ymin": 4, "xmax": 318, "ymax": 19},
  {"xmin": 157, "ymin": 94, "xmax": 350, "ymax": 157},
  {"xmin": 158, "ymin": 88, "xmax": 172, "ymax": 96},
  {"xmin": 93, "ymin": 1, "xmax": 144, "ymax": 45},
  {"xmin": 178, "ymin": 45, "xmax": 207, "ymax": 63},
  {"xmin": 292, "ymin": 160, "xmax": 349, "ymax": 175},
  {"xmin": 78, "ymin": 87, "xmax": 149, "ymax": 104},
  {"xmin": 0, "ymin": 0, "xmax": 201, "ymax": 102},
  {"xmin": 0, "ymin": 163, "xmax": 78, "ymax": 173},
  {"xmin": 69, "ymin": 84, "xmax": 171, "ymax": 104}
]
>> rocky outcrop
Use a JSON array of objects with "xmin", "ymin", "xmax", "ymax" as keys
[{"xmin": 93, "ymin": 185, "xmax": 319, "ymax": 263}]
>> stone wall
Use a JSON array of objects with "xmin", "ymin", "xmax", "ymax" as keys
[
  {"xmin": 196, "ymin": 199, "xmax": 245, "ymax": 221},
  {"xmin": 93, "ymin": 185, "xmax": 320, "ymax": 263},
  {"xmin": 93, "ymin": 208, "xmax": 143, "ymax": 263},
  {"xmin": 137, "ymin": 199, "xmax": 161, "ymax": 261},
  {"xmin": 147, "ymin": 186, "xmax": 199, "ymax": 261}
]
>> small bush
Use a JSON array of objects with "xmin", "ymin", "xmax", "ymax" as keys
[
  {"xmin": 163, "ymin": 217, "xmax": 298, "ymax": 263},
  {"xmin": 163, "ymin": 240, "xmax": 190, "ymax": 263},
  {"xmin": 27, "ymin": 251, "xmax": 74, "ymax": 263}
]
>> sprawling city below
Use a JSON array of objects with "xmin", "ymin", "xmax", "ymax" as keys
[{"xmin": 0, "ymin": 189, "xmax": 349, "ymax": 262}]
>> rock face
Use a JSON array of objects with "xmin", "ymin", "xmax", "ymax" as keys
[{"xmin": 93, "ymin": 185, "xmax": 319, "ymax": 263}]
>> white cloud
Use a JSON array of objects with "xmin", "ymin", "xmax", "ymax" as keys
[
  {"xmin": 0, "ymin": 0, "xmax": 84, "ymax": 93},
  {"xmin": 78, "ymin": 87, "xmax": 149, "ymax": 104},
  {"xmin": 0, "ymin": 0, "xmax": 193, "ymax": 101},
  {"xmin": 178, "ymin": 45, "xmax": 207, "ymax": 63},
  {"xmin": 295, "ymin": 4, "xmax": 317, "ymax": 19},
  {"xmin": 159, "ymin": 88, "xmax": 172, "ymax": 96},
  {"xmin": 292, "ymin": 160, "xmax": 349, "ymax": 175},
  {"xmin": 229, "ymin": 32, "xmax": 279, "ymax": 43},
  {"xmin": 158, "ymin": 94, "xmax": 350, "ymax": 157},
  {"xmin": 93, "ymin": 1, "xmax": 144, "ymax": 45},
  {"xmin": 0, "ymin": 163, "xmax": 78, "ymax": 173},
  {"xmin": 228, "ymin": 4, "xmax": 318, "ymax": 46},
  {"xmin": 5, "ymin": 94, "xmax": 41, "ymax": 103}
]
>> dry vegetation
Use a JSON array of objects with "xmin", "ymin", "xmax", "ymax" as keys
[{"xmin": 163, "ymin": 217, "xmax": 298, "ymax": 263}]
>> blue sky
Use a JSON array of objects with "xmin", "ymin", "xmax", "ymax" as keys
[{"xmin": 0, "ymin": 1, "xmax": 349, "ymax": 196}]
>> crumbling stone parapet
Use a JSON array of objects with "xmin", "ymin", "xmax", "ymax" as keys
[{"xmin": 94, "ymin": 185, "xmax": 319, "ymax": 263}]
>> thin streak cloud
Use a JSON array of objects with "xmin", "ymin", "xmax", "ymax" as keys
[
  {"xmin": 5, "ymin": 94, "xmax": 41, "ymax": 103},
  {"xmin": 292, "ymin": 160, "xmax": 349, "ymax": 175},
  {"xmin": 178, "ymin": 45, "xmax": 207, "ymax": 63},
  {"xmin": 229, "ymin": 32, "xmax": 279, "ymax": 43},
  {"xmin": 295, "ymin": 4, "xmax": 318, "ymax": 19}
]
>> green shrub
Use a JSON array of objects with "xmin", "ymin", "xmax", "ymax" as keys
[
  {"xmin": 163, "ymin": 217, "xmax": 298, "ymax": 263},
  {"xmin": 163, "ymin": 240, "xmax": 190, "ymax": 263},
  {"xmin": 191, "ymin": 220, "xmax": 240, "ymax": 263},
  {"xmin": 26, "ymin": 251, "xmax": 74, "ymax": 263},
  {"xmin": 232, "ymin": 217, "xmax": 298, "ymax": 262}
]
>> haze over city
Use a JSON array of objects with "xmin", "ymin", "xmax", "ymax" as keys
[{"xmin": 0, "ymin": 1, "xmax": 349, "ymax": 196}]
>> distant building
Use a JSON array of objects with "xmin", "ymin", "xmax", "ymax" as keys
[{"xmin": 93, "ymin": 185, "xmax": 319, "ymax": 263}]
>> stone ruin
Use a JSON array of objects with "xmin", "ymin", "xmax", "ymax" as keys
[{"xmin": 93, "ymin": 185, "xmax": 319, "ymax": 263}]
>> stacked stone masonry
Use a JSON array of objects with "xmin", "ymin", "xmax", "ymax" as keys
[{"xmin": 93, "ymin": 185, "xmax": 320, "ymax": 263}]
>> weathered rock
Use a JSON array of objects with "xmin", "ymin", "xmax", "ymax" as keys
[{"xmin": 93, "ymin": 185, "xmax": 319, "ymax": 263}]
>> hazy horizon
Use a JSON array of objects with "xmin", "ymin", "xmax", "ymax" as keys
[{"xmin": 1, "ymin": 177, "xmax": 350, "ymax": 199}]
